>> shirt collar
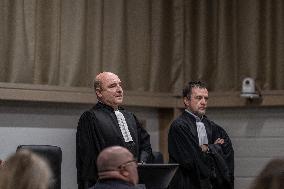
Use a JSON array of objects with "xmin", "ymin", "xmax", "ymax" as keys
[
  {"xmin": 185, "ymin": 109, "xmax": 203, "ymax": 122},
  {"xmin": 96, "ymin": 101, "xmax": 124, "ymax": 112}
]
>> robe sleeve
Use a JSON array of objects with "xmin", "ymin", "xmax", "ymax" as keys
[
  {"xmin": 133, "ymin": 114, "xmax": 153, "ymax": 163},
  {"xmin": 76, "ymin": 111, "xmax": 101, "ymax": 188},
  {"xmin": 168, "ymin": 120, "xmax": 211, "ymax": 179},
  {"xmin": 208, "ymin": 122, "xmax": 234, "ymax": 187}
]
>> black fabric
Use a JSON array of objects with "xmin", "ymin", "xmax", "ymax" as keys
[
  {"xmin": 168, "ymin": 111, "xmax": 234, "ymax": 189},
  {"xmin": 152, "ymin": 151, "xmax": 164, "ymax": 164},
  {"xmin": 94, "ymin": 179, "xmax": 137, "ymax": 189},
  {"xmin": 76, "ymin": 102, "xmax": 153, "ymax": 189},
  {"xmin": 207, "ymin": 146, "xmax": 232, "ymax": 189},
  {"xmin": 17, "ymin": 145, "xmax": 62, "ymax": 189}
]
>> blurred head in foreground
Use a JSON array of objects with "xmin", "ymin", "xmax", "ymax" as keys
[
  {"xmin": 0, "ymin": 150, "xmax": 52, "ymax": 189},
  {"xmin": 249, "ymin": 158, "xmax": 284, "ymax": 189}
]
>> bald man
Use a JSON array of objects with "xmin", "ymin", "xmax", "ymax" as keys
[
  {"xmin": 76, "ymin": 72, "xmax": 153, "ymax": 189},
  {"xmin": 94, "ymin": 146, "xmax": 138, "ymax": 189}
]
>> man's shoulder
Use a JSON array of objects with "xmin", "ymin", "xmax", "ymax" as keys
[
  {"xmin": 79, "ymin": 106, "xmax": 97, "ymax": 116},
  {"xmin": 203, "ymin": 117, "xmax": 221, "ymax": 127},
  {"xmin": 203, "ymin": 117, "xmax": 229, "ymax": 135},
  {"xmin": 170, "ymin": 113, "xmax": 194, "ymax": 128},
  {"xmin": 172, "ymin": 111, "xmax": 195, "ymax": 122},
  {"xmin": 79, "ymin": 105, "xmax": 110, "ymax": 120},
  {"xmin": 171, "ymin": 115, "xmax": 184, "ymax": 124}
]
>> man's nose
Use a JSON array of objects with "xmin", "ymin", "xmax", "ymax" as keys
[
  {"xmin": 117, "ymin": 85, "xmax": 123, "ymax": 92},
  {"xmin": 200, "ymin": 98, "xmax": 207, "ymax": 104}
]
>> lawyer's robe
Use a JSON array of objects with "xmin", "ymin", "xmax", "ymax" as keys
[
  {"xmin": 168, "ymin": 111, "xmax": 234, "ymax": 189},
  {"xmin": 76, "ymin": 102, "xmax": 153, "ymax": 189}
]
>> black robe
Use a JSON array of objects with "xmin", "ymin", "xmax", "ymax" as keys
[
  {"xmin": 168, "ymin": 111, "xmax": 234, "ymax": 189},
  {"xmin": 76, "ymin": 102, "xmax": 153, "ymax": 189}
]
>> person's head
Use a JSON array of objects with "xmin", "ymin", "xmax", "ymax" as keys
[
  {"xmin": 249, "ymin": 158, "xmax": 284, "ymax": 189},
  {"xmin": 0, "ymin": 150, "xmax": 52, "ymax": 189},
  {"xmin": 94, "ymin": 72, "xmax": 123, "ymax": 109},
  {"xmin": 183, "ymin": 81, "xmax": 208, "ymax": 117},
  {"xmin": 97, "ymin": 146, "xmax": 138, "ymax": 185}
]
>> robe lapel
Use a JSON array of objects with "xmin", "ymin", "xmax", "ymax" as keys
[
  {"xmin": 204, "ymin": 119, "xmax": 213, "ymax": 143},
  {"xmin": 182, "ymin": 112, "xmax": 199, "ymax": 145},
  {"xmin": 102, "ymin": 107, "xmax": 123, "ymax": 137}
]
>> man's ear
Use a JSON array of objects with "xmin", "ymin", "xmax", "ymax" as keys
[
  {"xmin": 120, "ymin": 169, "xmax": 129, "ymax": 177},
  {"xmin": 183, "ymin": 97, "xmax": 190, "ymax": 106},
  {"xmin": 95, "ymin": 88, "xmax": 102, "ymax": 98}
]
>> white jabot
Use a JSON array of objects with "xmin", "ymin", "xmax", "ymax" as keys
[
  {"xmin": 196, "ymin": 121, "xmax": 208, "ymax": 145},
  {"xmin": 185, "ymin": 109, "xmax": 208, "ymax": 145},
  {"xmin": 114, "ymin": 110, "xmax": 133, "ymax": 142}
]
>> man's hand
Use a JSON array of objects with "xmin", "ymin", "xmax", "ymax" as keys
[
  {"xmin": 200, "ymin": 138, "xmax": 224, "ymax": 152},
  {"xmin": 200, "ymin": 144, "xmax": 209, "ymax": 152},
  {"xmin": 214, "ymin": 138, "xmax": 224, "ymax": 144}
]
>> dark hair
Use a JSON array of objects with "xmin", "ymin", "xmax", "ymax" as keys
[
  {"xmin": 249, "ymin": 158, "xmax": 284, "ymax": 189},
  {"xmin": 182, "ymin": 81, "xmax": 207, "ymax": 98}
]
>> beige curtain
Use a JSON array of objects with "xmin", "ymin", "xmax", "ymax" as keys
[{"xmin": 1, "ymin": 0, "xmax": 284, "ymax": 93}]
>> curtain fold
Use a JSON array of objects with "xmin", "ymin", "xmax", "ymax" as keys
[{"xmin": 1, "ymin": 0, "xmax": 284, "ymax": 93}]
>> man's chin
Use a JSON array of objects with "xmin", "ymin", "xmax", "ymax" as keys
[
  {"xmin": 115, "ymin": 99, "xmax": 123, "ymax": 105},
  {"xmin": 198, "ymin": 111, "xmax": 206, "ymax": 116}
]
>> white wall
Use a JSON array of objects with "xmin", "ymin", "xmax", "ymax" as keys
[
  {"xmin": 207, "ymin": 107, "xmax": 284, "ymax": 189},
  {"xmin": 0, "ymin": 101, "xmax": 159, "ymax": 189}
]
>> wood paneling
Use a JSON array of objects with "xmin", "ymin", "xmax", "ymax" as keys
[
  {"xmin": 2, "ymin": 83, "xmax": 284, "ymax": 107},
  {"xmin": 158, "ymin": 108, "xmax": 173, "ymax": 162}
]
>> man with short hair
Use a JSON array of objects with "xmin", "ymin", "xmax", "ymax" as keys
[
  {"xmin": 168, "ymin": 81, "xmax": 234, "ymax": 189},
  {"xmin": 76, "ymin": 72, "xmax": 153, "ymax": 189},
  {"xmin": 94, "ymin": 146, "xmax": 138, "ymax": 189}
]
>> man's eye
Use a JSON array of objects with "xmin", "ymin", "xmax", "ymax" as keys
[
  {"xmin": 195, "ymin": 96, "xmax": 208, "ymax": 101},
  {"xmin": 196, "ymin": 96, "xmax": 202, "ymax": 100}
]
